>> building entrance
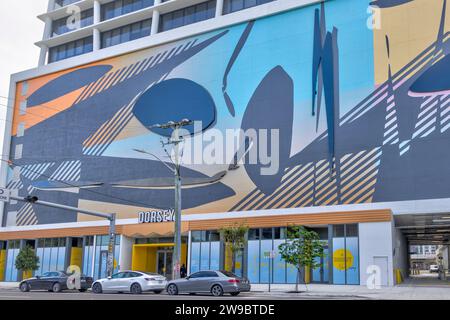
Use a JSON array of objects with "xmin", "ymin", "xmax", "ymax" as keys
[{"xmin": 157, "ymin": 249, "xmax": 173, "ymax": 280}]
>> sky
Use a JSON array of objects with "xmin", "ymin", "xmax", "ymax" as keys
[{"xmin": 0, "ymin": 0, "xmax": 47, "ymax": 102}]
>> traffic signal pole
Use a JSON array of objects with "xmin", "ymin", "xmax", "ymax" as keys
[{"xmin": 9, "ymin": 195, "xmax": 117, "ymax": 277}]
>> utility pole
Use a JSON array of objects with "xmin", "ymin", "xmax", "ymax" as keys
[
  {"xmin": 153, "ymin": 119, "xmax": 192, "ymax": 280},
  {"xmin": 6, "ymin": 193, "xmax": 117, "ymax": 278}
]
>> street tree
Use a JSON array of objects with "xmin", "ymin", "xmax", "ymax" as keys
[
  {"xmin": 15, "ymin": 245, "xmax": 40, "ymax": 278},
  {"xmin": 221, "ymin": 223, "xmax": 249, "ymax": 273},
  {"xmin": 278, "ymin": 226, "xmax": 326, "ymax": 292}
]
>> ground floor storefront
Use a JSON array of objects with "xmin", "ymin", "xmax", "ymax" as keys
[{"xmin": 0, "ymin": 208, "xmax": 404, "ymax": 286}]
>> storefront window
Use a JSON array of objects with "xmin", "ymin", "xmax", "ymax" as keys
[
  {"xmin": 5, "ymin": 240, "xmax": 20, "ymax": 282},
  {"xmin": 332, "ymin": 224, "xmax": 359, "ymax": 285},
  {"xmin": 82, "ymin": 236, "xmax": 94, "ymax": 277},
  {"xmin": 35, "ymin": 238, "xmax": 67, "ymax": 276},
  {"xmin": 190, "ymin": 230, "xmax": 221, "ymax": 274}
]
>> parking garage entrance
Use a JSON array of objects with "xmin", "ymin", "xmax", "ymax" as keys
[{"xmin": 395, "ymin": 214, "xmax": 450, "ymax": 287}]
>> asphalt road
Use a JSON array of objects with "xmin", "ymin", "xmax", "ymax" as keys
[{"xmin": 0, "ymin": 289, "xmax": 369, "ymax": 300}]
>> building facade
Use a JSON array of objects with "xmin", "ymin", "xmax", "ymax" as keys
[{"xmin": 0, "ymin": 0, "xmax": 449, "ymax": 286}]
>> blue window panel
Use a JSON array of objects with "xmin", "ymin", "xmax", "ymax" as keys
[
  {"xmin": 190, "ymin": 242, "xmax": 200, "ymax": 274},
  {"xmin": 159, "ymin": 1, "xmax": 216, "ymax": 32},
  {"xmin": 273, "ymin": 239, "xmax": 286, "ymax": 283},
  {"xmin": 101, "ymin": 19, "xmax": 152, "ymax": 49},
  {"xmin": 312, "ymin": 256, "xmax": 322, "ymax": 282},
  {"xmin": 42, "ymin": 247, "xmax": 51, "ymax": 273},
  {"xmin": 49, "ymin": 37, "xmax": 93, "ymax": 63},
  {"xmin": 346, "ymin": 237, "xmax": 359, "ymax": 284},
  {"xmin": 210, "ymin": 242, "xmax": 220, "ymax": 271},
  {"xmin": 200, "ymin": 242, "xmax": 210, "ymax": 270},
  {"xmin": 323, "ymin": 247, "xmax": 329, "ymax": 282},
  {"xmin": 247, "ymin": 240, "xmax": 259, "ymax": 283},
  {"xmin": 332, "ymin": 237, "xmax": 346, "ymax": 284},
  {"xmin": 223, "ymin": 0, "xmax": 275, "ymax": 15},
  {"xmin": 234, "ymin": 250, "xmax": 244, "ymax": 278},
  {"xmin": 101, "ymin": 0, "xmax": 155, "ymax": 21},
  {"xmin": 57, "ymin": 247, "xmax": 66, "ymax": 272},
  {"xmin": 259, "ymin": 240, "xmax": 272, "ymax": 284}
]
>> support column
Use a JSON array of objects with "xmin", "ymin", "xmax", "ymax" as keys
[
  {"xmin": 38, "ymin": 45, "xmax": 48, "ymax": 66},
  {"xmin": 93, "ymin": 0, "xmax": 101, "ymax": 24},
  {"xmin": 215, "ymin": 0, "xmax": 224, "ymax": 17},
  {"xmin": 151, "ymin": 0, "xmax": 162, "ymax": 35},
  {"xmin": 93, "ymin": 28, "xmax": 101, "ymax": 51},
  {"xmin": 151, "ymin": 10, "xmax": 160, "ymax": 35}
]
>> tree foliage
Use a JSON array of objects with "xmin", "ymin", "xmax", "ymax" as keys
[
  {"xmin": 220, "ymin": 223, "xmax": 249, "ymax": 272},
  {"xmin": 15, "ymin": 246, "xmax": 40, "ymax": 272},
  {"xmin": 278, "ymin": 226, "xmax": 326, "ymax": 291}
]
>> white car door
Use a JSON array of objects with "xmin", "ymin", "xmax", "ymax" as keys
[{"xmin": 103, "ymin": 272, "xmax": 126, "ymax": 291}]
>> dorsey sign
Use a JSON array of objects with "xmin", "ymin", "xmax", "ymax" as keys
[{"xmin": 139, "ymin": 209, "xmax": 175, "ymax": 224}]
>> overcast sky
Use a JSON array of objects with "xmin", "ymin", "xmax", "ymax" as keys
[{"xmin": 0, "ymin": 0, "xmax": 47, "ymax": 99}]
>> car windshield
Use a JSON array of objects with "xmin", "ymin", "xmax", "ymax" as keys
[{"xmin": 220, "ymin": 271, "xmax": 239, "ymax": 278}]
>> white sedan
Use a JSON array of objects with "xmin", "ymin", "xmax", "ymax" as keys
[{"xmin": 92, "ymin": 271, "xmax": 167, "ymax": 294}]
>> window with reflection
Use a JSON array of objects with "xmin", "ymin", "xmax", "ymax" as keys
[
  {"xmin": 52, "ymin": 9, "xmax": 93, "ymax": 36},
  {"xmin": 48, "ymin": 37, "xmax": 93, "ymax": 63},
  {"xmin": 190, "ymin": 230, "xmax": 221, "ymax": 274},
  {"xmin": 101, "ymin": 0, "xmax": 155, "ymax": 21},
  {"xmin": 159, "ymin": 1, "xmax": 216, "ymax": 32},
  {"xmin": 101, "ymin": 20, "xmax": 151, "ymax": 49},
  {"xmin": 223, "ymin": 0, "xmax": 275, "ymax": 15}
]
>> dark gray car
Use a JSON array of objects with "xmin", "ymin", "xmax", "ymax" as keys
[{"xmin": 166, "ymin": 270, "xmax": 251, "ymax": 297}]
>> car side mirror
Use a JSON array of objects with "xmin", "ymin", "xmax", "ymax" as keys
[{"xmin": 107, "ymin": 276, "xmax": 112, "ymax": 280}]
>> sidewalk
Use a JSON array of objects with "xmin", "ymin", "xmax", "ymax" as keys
[
  {"xmin": 0, "ymin": 282, "xmax": 19, "ymax": 290},
  {"xmin": 250, "ymin": 282, "xmax": 450, "ymax": 300}
]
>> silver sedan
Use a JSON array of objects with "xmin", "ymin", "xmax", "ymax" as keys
[
  {"xmin": 166, "ymin": 270, "xmax": 251, "ymax": 297},
  {"xmin": 92, "ymin": 271, "xmax": 167, "ymax": 294}
]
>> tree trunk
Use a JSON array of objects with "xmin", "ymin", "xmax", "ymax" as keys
[{"xmin": 295, "ymin": 268, "xmax": 300, "ymax": 292}]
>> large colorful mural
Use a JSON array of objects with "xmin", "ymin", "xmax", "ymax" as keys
[{"xmin": 4, "ymin": 0, "xmax": 450, "ymax": 226}]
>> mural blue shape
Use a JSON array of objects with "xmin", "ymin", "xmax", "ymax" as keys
[
  {"xmin": 241, "ymin": 66, "xmax": 294, "ymax": 195},
  {"xmin": 133, "ymin": 78, "xmax": 217, "ymax": 137},
  {"xmin": 409, "ymin": 55, "xmax": 450, "ymax": 95},
  {"xmin": 27, "ymin": 65, "xmax": 113, "ymax": 107},
  {"xmin": 311, "ymin": 3, "xmax": 340, "ymax": 168},
  {"xmin": 369, "ymin": 0, "xmax": 414, "ymax": 8}
]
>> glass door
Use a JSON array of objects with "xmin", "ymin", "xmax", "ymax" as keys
[
  {"xmin": 312, "ymin": 246, "xmax": 329, "ymax": 283},
  {"xmin": 156, "ymin": 250, "xmax": 173, "ymax": 280}
]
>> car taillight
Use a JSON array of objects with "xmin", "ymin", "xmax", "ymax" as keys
[
  {"xmin": 144, "ymin": 278, "xmax": 155, "ymax": 281},
  {"xmin": 228, "ymin": 279, "xmax": 240, "ymax": 283}
]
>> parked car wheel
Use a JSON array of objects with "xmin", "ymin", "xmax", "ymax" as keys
[
  {"xmin": 230, "ymin": 292, "xmax": 240, "ymax": 297},
  {"xmin": 52, "ymin": 282, "xmax": 62, "ymax": 293},
  {"xmin": 153, "ymin": 290, "xmax": 162, "ymax": 294},
  {"xmin": 167, "ymin": 284, "xmax": 178, "ymax": 295},
  {"xmin": 130, "ymin": 283, "xmax": 142, "ymax": 294},
  {"xmin": 211, "ymin": 285, "xmax": 224, "ymax": 297},
  {"xmin": 92, "ymin": 283, "xmax": 103, "ymax": 294},
  {"xmin": 19, "ymin": 282, "xmax": 30, "ymax": 293}
]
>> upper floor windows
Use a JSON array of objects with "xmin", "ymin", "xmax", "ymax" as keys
[
  {"xmin": 101, "ymin": 19, "xmax": 152, "ymax": 48},
  {"xmin": 159, "ymin": 0, "xmax": 216, "ymax": 32},
  {"xmin": 48, "ymin": 37, "xmax": 93, "ymax": 63},
  {"xmin": 223, "ymin": 0, "xmax": 275, "ymax": 15},
  {"xmin": 54, "ymin": 0, "xmax": 80, "ymax": 10},
  {"xmin": 52, "ymin": 9, "xmax": 94, "ymax": 36},
  {"xmin": 101, "ymin": 0, "xmax": 155, "ymax": 21}
]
